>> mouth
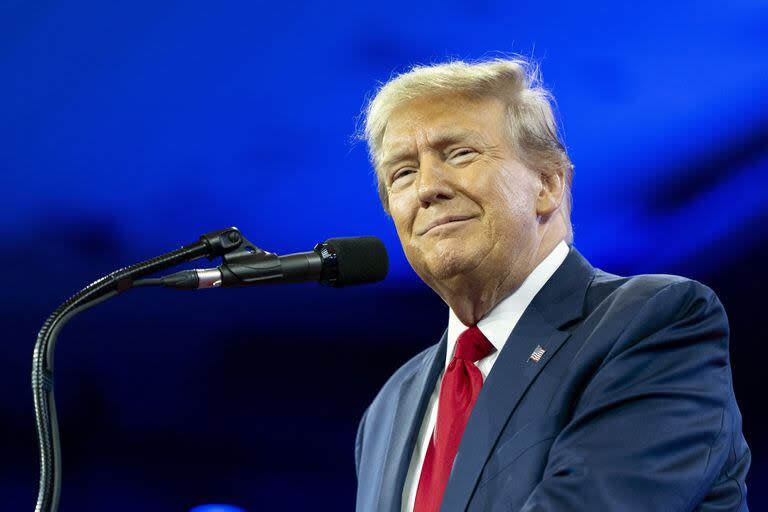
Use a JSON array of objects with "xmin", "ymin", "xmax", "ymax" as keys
[{"xmin": 418, "ymin": 215, "xmax": 477, "ymax": 236}]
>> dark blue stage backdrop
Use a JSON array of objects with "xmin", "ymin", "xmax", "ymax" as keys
[{"xmin": 2, "ymin": 1, "xmax": 767, "ymax": 510}]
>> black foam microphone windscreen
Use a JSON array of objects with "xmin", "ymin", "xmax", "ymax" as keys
[{"xmin": 325, "ymin": 236, "xmax": 388, "ymax": 286}]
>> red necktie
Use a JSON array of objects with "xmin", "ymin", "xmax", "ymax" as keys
[{"xmin": 413, "ymin": 326, "xmax": 495, "ymax": 512}]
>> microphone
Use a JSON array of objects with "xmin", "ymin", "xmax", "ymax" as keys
[{"xmin": 158, "ymin": 236, "xmax": 388, "ymax": 289}]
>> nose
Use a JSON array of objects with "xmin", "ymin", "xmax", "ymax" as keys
[{"xmin": 417, "ymin": 155, "xmax": 455, "ymax": 208}]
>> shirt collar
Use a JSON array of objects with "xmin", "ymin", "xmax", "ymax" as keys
[{"xmin": 446, "ymin": 240, "xmax": 570, "ymax": 368}]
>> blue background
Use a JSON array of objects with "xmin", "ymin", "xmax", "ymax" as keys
[{"xmin": 2, "ymin": 0, "xmax": 767, "ymax": 510}]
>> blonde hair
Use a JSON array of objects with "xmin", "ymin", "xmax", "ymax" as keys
[{"xmin": 360, "ymin": 57, "xmax": 574, "ymax": 241}]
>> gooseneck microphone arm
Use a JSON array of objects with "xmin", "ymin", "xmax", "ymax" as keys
[
  {"xmin": 32, "ymin": 228, "xmax": 388, "ymax": 512},
  {"xmin": 32, "ymin": 227, "xmax": 248, "ymax": 512}
]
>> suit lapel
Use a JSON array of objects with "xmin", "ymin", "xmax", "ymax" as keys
[
  {"xmin": 378, "ymin": 331, "xmax": 447, "ymax": 512},
  {"xmin": 440, "ymin": 247, "xmax": 595, "ymax": 512},
  {"xmin": 439, "ymin": 308, "xmax": 571, "ymax": 512}
]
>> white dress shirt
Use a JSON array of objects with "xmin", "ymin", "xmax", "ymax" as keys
[{"xmin": 401, "ymin": 240, "xmax": 570, "ymax": 511}]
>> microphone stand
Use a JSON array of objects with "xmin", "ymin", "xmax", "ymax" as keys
[{"xmin": 31, "ymin": 227, "xmax": 252, "ymax": 512}]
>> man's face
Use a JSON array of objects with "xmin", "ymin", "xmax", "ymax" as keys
[{"xmin": 380, "ymin": 92, "xmax": 543, "ymax": 290}]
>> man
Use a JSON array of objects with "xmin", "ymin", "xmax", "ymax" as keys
[{"xmin": 354, "ymin": 58, "xmax": 750, "ymax": 512}]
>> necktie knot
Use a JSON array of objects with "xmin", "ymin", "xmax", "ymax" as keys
[{"xmin": 454, "ymin": 326, "xmax": 495, "ymax": 363}]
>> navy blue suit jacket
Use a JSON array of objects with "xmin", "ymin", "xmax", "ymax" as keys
[{"xmin": 355, "ymin": 247, "xmax": 750, "ymax": 511}]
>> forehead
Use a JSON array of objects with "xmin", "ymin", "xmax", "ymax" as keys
[{"xmin": 381, "ymin": 93, "xmax": 507, "ymax": 154}]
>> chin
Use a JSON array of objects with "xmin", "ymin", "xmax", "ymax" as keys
[
  {"xmin": 423, "ymin": 244, "xmax": 484, "ymax": 280},
  {"xmin": 428, "ymin": 261, "xmax": 471, "ymax": 280}
]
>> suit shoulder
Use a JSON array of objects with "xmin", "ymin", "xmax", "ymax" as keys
[
  {"xmin": 586, "ymin": 268, "xmax": 721, "ymax": 317},
  {"xmin": 367, "ymin": 341, "xmax": 441, "ymax": 411},
  {"xmin": 578, "ymin": 269, "xmax": 730, "ymax": 367}
]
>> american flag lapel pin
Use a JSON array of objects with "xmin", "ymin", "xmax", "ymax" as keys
[{"xmin": 528, "ymin": 345, "xmax": 546, "ymax": 363}]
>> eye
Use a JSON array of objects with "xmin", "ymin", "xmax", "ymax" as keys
[
  {"xmin": 391, "ymin": 168, "xmax": 416, "ymax": 184},
  {"xmin": 449, "ymin": 148, "xmax": 477, "ymax": 162}
]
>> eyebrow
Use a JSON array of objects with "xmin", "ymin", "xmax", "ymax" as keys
[{"xmin": 380, "ymin": 128, "xmax": 487, "ymax": 170}]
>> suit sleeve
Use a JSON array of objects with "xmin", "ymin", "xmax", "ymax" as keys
[
  {"xmin": 521, "ymin": 280, "xmax": 747, "ymax": 511},
  {"xmin": 355, "ymin": 406, "xmax": 369, "ymax": 480}
]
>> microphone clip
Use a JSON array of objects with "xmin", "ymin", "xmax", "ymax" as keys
[
  {"xmin": 199, "ymin": 227, "xmax": 283, "ymax": 285},
  {"xmin": 198, "ymin": 227, "xmax": 265, "ymax": 261}
]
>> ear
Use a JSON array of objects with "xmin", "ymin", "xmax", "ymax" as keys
[{"xmin": 535, "ymin": 169, "xmax": 565, "ymax": 216}]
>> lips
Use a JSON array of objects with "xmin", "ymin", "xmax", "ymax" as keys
[{"xmin": 418, "ymin": 215, "xmax": 476, "ymax": 235}]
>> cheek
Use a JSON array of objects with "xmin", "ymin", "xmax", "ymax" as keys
[
  {"xmin": 389, "ymin": 199, "xmax": 415, "ymax": 241},
  {"xmin": 491, "ymin": 171, "xmax": 537, "ymax": 215},
  {"xmin": 475, "ymin": 179, "xmax": 538, "ymax": 246}
]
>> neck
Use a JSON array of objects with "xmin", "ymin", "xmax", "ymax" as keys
[{"xmin": 436, "ymin": 237, "xmax": 563, "ymax": 326}]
